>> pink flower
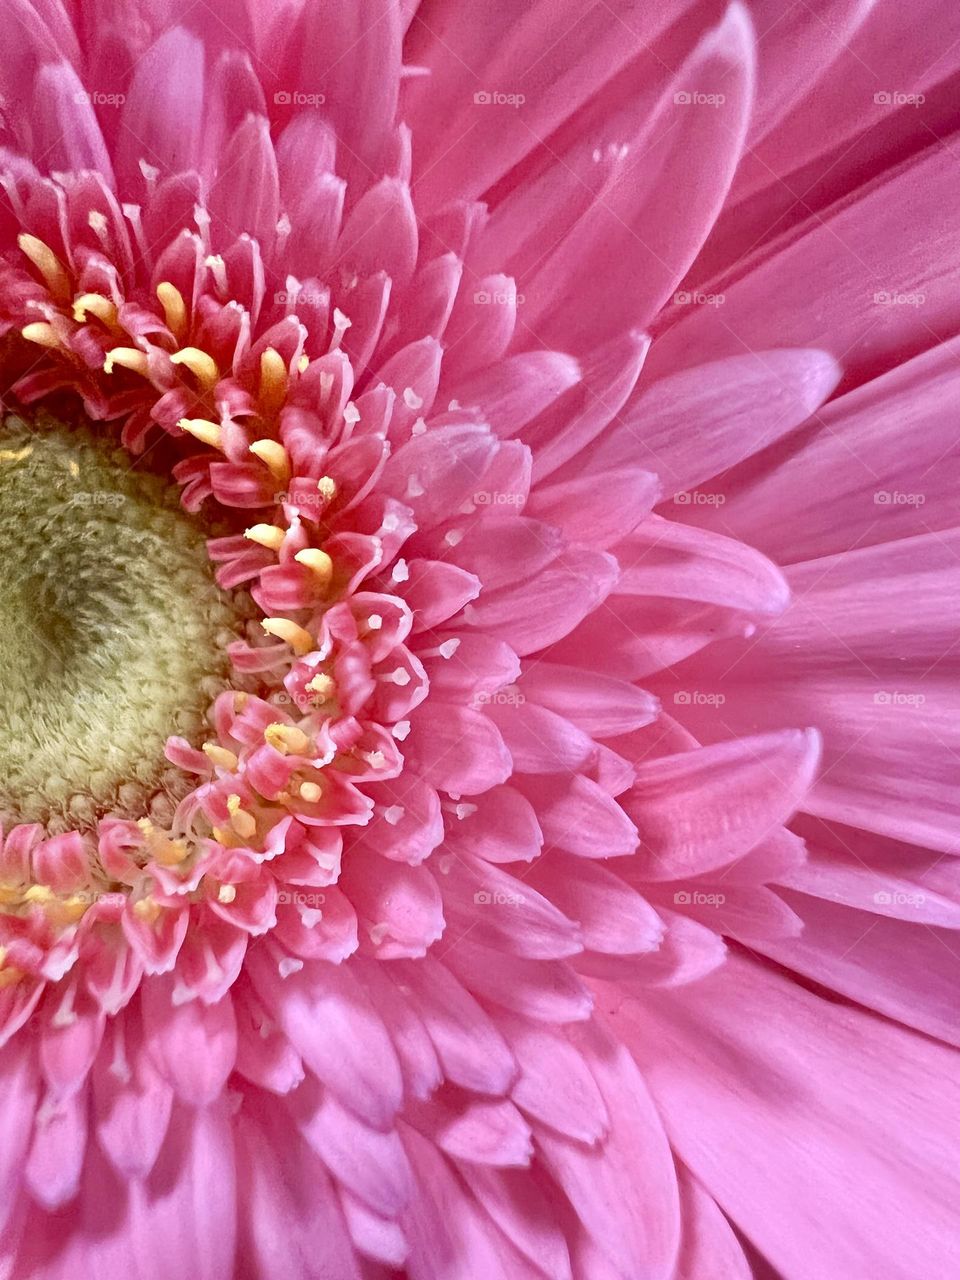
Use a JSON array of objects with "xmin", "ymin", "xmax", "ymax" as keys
[{"xmin": 0, "ymin": 0, "xmax": 956, "ymax": 1276}]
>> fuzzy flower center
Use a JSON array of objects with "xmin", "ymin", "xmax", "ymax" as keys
[{"xmin": 0, "ymin": 413, "xmax": 241, "ymax": 831}]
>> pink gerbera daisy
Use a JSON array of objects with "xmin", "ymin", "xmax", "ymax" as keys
[{"xmin": 0, "ymin": 1, "xmax": 957, "ymax": 1276}]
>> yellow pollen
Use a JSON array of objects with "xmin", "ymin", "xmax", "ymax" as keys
[
  {"xmin": 136, "ymin": 818, "xmax": 189, "ymax": 866},
  {"xmin": 305, "ymin": 673, "xmax": 335, "ymax": 700},
  {"xmin": 0, "ymin": 445, "xmax": 33, "ymax": 464},
  {"xmin": 297, "ymin": 355, "xmax": 310, "ymax": 374},
  {"xmin": 18, "ymin": 232, "xmax": 71, "ymax": 298},
  {"xmin": 249, "ymin": 439, "xmax": 291, "ymax": 486},
  {"xmin": 264, "ymin": 723, "xmax": 311, "ymax": 756},
  {"xmin": 317, "ymin": 476, "xmax": 337, "ymax": 502},
  {"xmin": 156, "ymin": 281, "xmax": 187, "ymax": 339},
  {"xmin": 170, "ymin": 346, "xmax": 220, "ymax": 392},
  {"xmin": 178, "ymin": 417, "xmax": 223, "ymax": 450},
  {"xmin": 226, "ymin": 794, "xmax": 258, "ymax": 840},
  {"xmin": 72, "ymin": 293, "xmax": 117, "ymax": 326},
  {"xmin": 23, "ymin": 884, "xmax": 54, "ymax": 906},
  {"xmin": 261, "ymin": 617, "xmax": 315, "ymax": 655},
  {"xmin": 298, "ymin": 781, "xmax": 323, "ymax": 804},
  {"xmin": 52, "ymin": 895, "xmax": 91, "ymax": 925},
  {"xmin": 202, "ymin": 742, "xmax": 239, "ymax": 771},
  {"xmin": 0, "ymin": 950, "xmax": 22, "ymax": 987},
  {"xmin": 217, "ymin": 883, "xmax": 237, "ymax": 905},
  {"xmin": 259, "ymin": 347, "xmax": 288, "ymax": 415},
  {"xmin": 133, "ymin": 897, "xmax": 162, "ymax": 924},
  {"xmin": 21, "ymin": 322, "xmax": 61, "ymax": 349},
  {"xmin": 294, "ymin": 548, "xmax": 334, "ymax": 591},
  {"xmin": 244, "ymin": 523, "xmax": 286, "ymax": 552},
  {"xmin": 104, "ymin": 347, "xmax": 150, "ymax": 377}
]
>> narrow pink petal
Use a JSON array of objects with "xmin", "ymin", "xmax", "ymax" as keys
[
  {"xmin": 536, "ymin": 1020, "xmax": 681, "ymax": 1280},
  {"xmin": 588, "ymin": 348, "xmax": 840, "ymax": 498},
  {"xmin": 625, "ymin": 954, "xmax": 960, "ymax": 1279},
  {"xmin": 495, "ymin": 1012, "xmax": 608, "ymax": 1144},
  {"xmin": 621, "ymin": 730, "xmax": 821, "ymax": 880},
  {"xmin": 521, "ymin": 4, "xmax": 754, "ymax": 349},
  {"xmin": 140, "ymin": 978, "xmax": 237, "ymax": 1105},
  {"xmin": 675, "ymin": 1164, "xmax": 752, "ymax": 1279},
  {"xmin": 294, "ymin": 1081, "xmax": 413, "ymax": 1216},
  {"xmin": 390, "ymin": 956, "xmax": 517, "ymax": 1096}
]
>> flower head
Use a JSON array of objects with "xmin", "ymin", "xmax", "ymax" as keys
[{"xmin": 0, "ymin": 1, "xmax": 957, "ymax": 1276}]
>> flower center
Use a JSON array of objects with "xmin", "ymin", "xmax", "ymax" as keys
[{"xmin": 0, "ymin": 412, "xmax": 243, "ymax": 831}]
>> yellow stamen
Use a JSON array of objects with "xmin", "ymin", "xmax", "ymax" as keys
[
  {"xmin": 178, "ymin": 417, "xmax": 223, "ymax": 450},
  {"xmin": 133, "ymin": 897, "xmax": 162, "ymax": 924},
  {"xmin": 298, "ymin": 781, "xmax": 323, "ymax": 804},
  {"xmin": 244, "ymin": 523, "xmax": 286, "ymax": 552},
  {"xmin": 202, "ymin": 742, "xmax": 239, "ymax": 771},
  {"xmin": 261, "ymin": 617, "xmax": 315, "ymax": 655},
  {"xmin": 104, "ymin": 347, "xmax": 150, "ymax": 377},
  {"xmin": 217, "ymin": 883, "xmax": 237, "ymax": 905},
  {"xmin": 305, "ymin": 673, "xmax": 335, "ymax": 700},
  {"xmin": 136, "ymin": 818, "xmax": 189, "ymax": 866},
  {"xmin": 294, "ymin": 548, "xmax": 334, "ymax": 592},
  {"xmin": 18, "ymin": 232, "xmax": 70, "ymax": 298},
  {"xmin": 21, "ymin": 322, "xmax": 61, "ymax": 349},
  {"xmin": 53, "ymin": 895, "xmax": 91, "ymax": 925},
  {"xmin": 226, "ymin": 794, "xmax": 257, "ymax": 840},
  {"xmin": 23, "ymin": 884, "xmax": 54, "ymax": 906},
  {"xmin": 0, "ymin": 952, "xmax": 22, "ymax": 987},
  {"xmin": 72, "ymin": 293, "xmax": 117, "ymax": 326},
  {"xmin": 259, "ymin": 347, "xmax": 288, "ymax": 416},
  {"xmin": 156, "ymin": 281, "xmax": 187, "ymax": 339},
  {"xmin": 0, "ymin": 445, "xmax": 32, "ymax": 464},
  {"xmin": 297, "ymin": 355, "xmax": 310, "ymax": 374},
  {"xmin": 249, "ymin": 439, "xmax": 291, "ymax": 487},
  {"xmin": 317, "ymin": 476, "xmax": 337, "ymax": 502},
  {"xmin": 264, "ymin": 723, "xmax": 311, "ymax": 756},
  {"xmin": 170, "ymin": 346, "xmax": 219, "ymax": 392}
]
